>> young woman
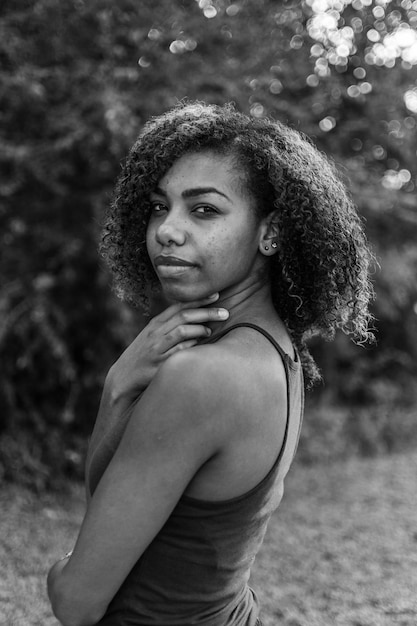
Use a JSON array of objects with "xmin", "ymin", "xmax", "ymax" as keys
[{"xmin": 48, "ymin": 102, "xmax": 374, "ymax": 626}]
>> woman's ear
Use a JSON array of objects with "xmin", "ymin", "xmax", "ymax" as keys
[{"xmin": 259, "ymin": 210, "xmax": 280, "ymax": 256}]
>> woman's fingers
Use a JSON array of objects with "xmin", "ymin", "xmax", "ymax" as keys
[
  {"xmin": 161, "ymin": 306, "xmax": 229, "ymax": 356},
  {"xmin": 162, "ymin": 339, "xmax": 200, "ymax": 359},
  {"xmin": 160, "ymin": 324, "xmax": 214, "ymax": 353},
  {"xmin": 163, "ymin": 306, "xmax": 229, "ymax": 335},
  {"xmin": 155, "ymin": 293, "xmax": 220, "ymax": 323},
  {"xmin": 140, "ymin": 293, "xmax": 229, "ymax": 359}
]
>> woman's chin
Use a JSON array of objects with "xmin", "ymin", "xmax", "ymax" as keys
[{"xmin": 160, "ymin": 284, "xmax": 213, "ymax": 304}]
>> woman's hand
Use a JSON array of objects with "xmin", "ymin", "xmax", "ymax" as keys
[{"xmin": 106, "ymin": 293, "xmax": 229, "ymax": 402}]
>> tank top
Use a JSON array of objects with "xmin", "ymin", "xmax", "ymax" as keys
[{"xmin": 89, "ymin": 323, "xmax": 304, "ymax": 626}]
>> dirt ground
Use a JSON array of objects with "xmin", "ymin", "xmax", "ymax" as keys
[{"xmin": 252, "ymin": 450, "xmax": 417, "ymax": 626}]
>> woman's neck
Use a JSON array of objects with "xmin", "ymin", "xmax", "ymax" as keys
[{"xmin": 207, "ymin": 275, "xmax": 275, "ymax": 338}]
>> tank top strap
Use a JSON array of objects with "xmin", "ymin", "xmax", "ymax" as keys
[
  {"xmin": 206, "ymin": 322, "xmax": 299, "ymax": 475},
  {"xmin": 207, "ymin": 322, "xmax": 296, "ymax": 364}
]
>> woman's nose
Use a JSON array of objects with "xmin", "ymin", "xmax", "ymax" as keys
[{"xmin": 155, "ymin": 213, "xmax": 187, "ymax": 247}]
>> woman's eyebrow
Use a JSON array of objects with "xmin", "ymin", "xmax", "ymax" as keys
[
  {"xmin": 151, "ymin": 186, "xmax": 232, "ymax": 201},
  {"xmin": 182, "ymin": 187, "xmax": 231, "ymax": 201}
]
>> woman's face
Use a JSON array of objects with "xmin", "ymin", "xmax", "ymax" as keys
[{"xmin": 146, "ymin": 151, "xmax": 267, "ymax": 303}]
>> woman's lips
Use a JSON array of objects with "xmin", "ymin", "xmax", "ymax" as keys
[
  {"xmin": 154, "ymin": 255, "xmax": 195, "ymax": 267},
  {"xmin": 154, "ymin": 255, "xmax": 197, "ymax": 277}
]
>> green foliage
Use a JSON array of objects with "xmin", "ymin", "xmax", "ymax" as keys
[
  {"xmin": 1, "ymin": 0, "xmax": 416, "ymax": 488},
  {"xmin": 298, "ymin": 401, "xmax": 417, "ymax": 464}
]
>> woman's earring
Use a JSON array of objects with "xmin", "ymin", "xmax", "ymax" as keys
[
  {"xmin": 264, "ymin": 245, "xmax": 269, "ymax": 251},
  {"xmin": 271, "ymin": 242, "xmax": 278, "ymax": 249}
]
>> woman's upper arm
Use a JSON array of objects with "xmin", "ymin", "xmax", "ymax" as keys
[{"xmin": 51, "ymin": 349, "xmax": 226, "ymax": 625}]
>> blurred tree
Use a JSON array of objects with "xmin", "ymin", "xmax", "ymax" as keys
[
  {"xmin": 1, "ymin": 0, "xmax": 416, "ymax": 487},
  {"xmin": 0, "ymin": 0, "xmax": 129, "ymax": 487}
]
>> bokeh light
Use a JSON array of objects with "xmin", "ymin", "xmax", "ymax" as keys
[
  {"xmin": 404, "ymin": 88, "xmax": 417, "ymax": 113},
  {"xmin": 306, "ymin": 0, "xmax": 417, "ymax": 69}
]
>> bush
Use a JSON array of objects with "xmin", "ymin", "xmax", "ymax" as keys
[{"xmin": 1, "ymin": 0, "xmax": 416, "ymax": 489}]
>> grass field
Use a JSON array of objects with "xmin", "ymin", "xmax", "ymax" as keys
[{"xmin": 1, "ymin": 450, "xmax": 416, "ymax": 626}]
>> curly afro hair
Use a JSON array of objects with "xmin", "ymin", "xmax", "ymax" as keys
[{"xmin": 100, "ymin": 101, "xmax": 375, "ymax": 384}]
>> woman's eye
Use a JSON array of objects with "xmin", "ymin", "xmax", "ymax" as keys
[
  {"xmin": 150, "ymin": 202, "xmax": 167, "ymax": 214},
  {"xmin": 193, "ymin": 205, "xmax": 218, "ymax": 216}
]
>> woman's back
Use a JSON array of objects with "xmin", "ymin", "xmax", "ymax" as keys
[{"xmin": 90, "ymin": 323, "xmax": 304, "ymax": 625}]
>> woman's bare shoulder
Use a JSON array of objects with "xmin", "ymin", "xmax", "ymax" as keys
[
  {"xmin": 152, "ymin": 327, "xmax": 287, "ymax": 418},
  {"xmin": 153, "ymin": 341, "xmax": 246, "ymax": 407},
  {"xmin": 122, "ymin": 343, "xmax": 247, "ymax": 463}
]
